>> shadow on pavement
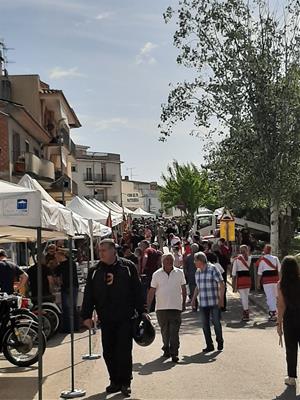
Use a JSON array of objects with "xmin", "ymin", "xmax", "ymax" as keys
[
  {"xmin": 46, "ymin": 360, "xmax": 86, "ymax": 378},
  {"xmin": 273, "ymin": 386, "xmax": 300, "ymax": 400},
  {"xmin": 226, "ymin": 319, "xmax": 276, "ymax": 330},
  {"xmin": 133, "ymin": 356, "xmax": 176, "ymax": 375},
  {"xmin": 47, "ymin": 332, "xmax": 90, "ymax": 348},
  {"xmin": 181, "ymin": 350, "xmax": 222, "ymax": 365},
  {"xmin": 0, "ymin": 365, "xmax": 37, "ymax": 373},
  {"xmin": 0, "ymin": 376, "xmax": 40, "ymax": 399},
  {"xmin": 82, "ymin": 392, "xmax": 141, "ymax": 400},
  {"xmin": 180, "ymin": 297, "xmax": 271, "ymax": 333}
]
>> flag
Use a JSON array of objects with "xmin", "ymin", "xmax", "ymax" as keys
[
  {"xmin": 106, "ymin": 210, "xmax": 116, "ymax": 241},
  {"xmin": 123, "ymin": 209, "xmax": 128, "ymax": 232},
  {"xmin": 106, "ymin": 210, "xmax": 113, "ymax": 228},
  {"xmin": 127, "ymin": 213, "xmax": 132, "ymax": 228}
]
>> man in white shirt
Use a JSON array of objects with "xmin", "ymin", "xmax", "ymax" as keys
[
  {"xmin": 257, "ymin": 244, "xmax": 281, "ymax": 321},
  {"xmin": 147, "ymin": 253, "xmax": 186, "ymax": 363}
]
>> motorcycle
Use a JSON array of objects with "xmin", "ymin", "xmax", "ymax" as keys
[
  {"xmin": 0, "ymin": 294, "xmax": 46, "ymax": 367},
  {"xmin": 19, "ymin": 297, "xmax": 53, "ymax": 339},
  {"xmin": 32, "ymin": 302, "xmax": 62, "ymax": 336}
]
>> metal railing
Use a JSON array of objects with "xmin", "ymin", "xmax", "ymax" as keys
[
  {"xmin": 83, "ymin": 173, "xmax": 116, "ymax": 183},
  {"xmin": 44, "ymin": 130, "xmax": 76, "ymax": 158}
]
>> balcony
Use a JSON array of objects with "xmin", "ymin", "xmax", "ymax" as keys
[
  {"xmin": 83, "ymin": 173, "xmax": 116, "ymax": 185},
  {"xmin": 44, "ymin": 130, "xmax": 77, "ymax": 159},
  {"xmin": 12, "ymin": 152, "xmax": 55, "ymax": 181}
]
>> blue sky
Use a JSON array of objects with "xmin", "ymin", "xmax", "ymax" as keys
[{"xmin": 0, "ymin": 0, "xmax": 213, "ymax": 182}]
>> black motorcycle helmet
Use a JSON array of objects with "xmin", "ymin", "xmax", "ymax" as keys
[{"xmin": 133, "ymin": 314, "xmax": 156, "ymax": 347}]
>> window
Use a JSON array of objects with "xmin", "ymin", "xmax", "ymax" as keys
[
  {"xmin": 86, "ymin": 167, "xmax": 92, "ymax": 180},
  {"xmin": 71, "ymin": 165, "xmax": 77, "ymax": 172},
  {"xmin": 34, "ymin": 148, "xmax": 39, "ymax": 157},
  {"xmin": 25, "ymin": 141, "xmax": 30, "ymax": 153},
  {"xmin": 12, "ymin": 132, "xmax": 21, "ymax": 162},
  {"xmin": 197, "ymin": 216, "xmax": 213, "ymax": 230}
]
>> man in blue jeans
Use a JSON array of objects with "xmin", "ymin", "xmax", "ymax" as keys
[{"xmin": 192, "ymin": 252, "xmax": 225, "ymax": 352}]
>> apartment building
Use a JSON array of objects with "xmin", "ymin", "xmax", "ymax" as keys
[
  {"xmin": 121, "ymin": 177, "xmax": 162, "ymax": 215},
  {"xmin": 0, "ymin": 71, "xmax": 80, "ymax": 202},
  {"xmin": 72, "ymin": 145, "xmax": 122, "ymax": 204}
]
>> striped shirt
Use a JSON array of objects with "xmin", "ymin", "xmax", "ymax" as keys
[{"xmin": 195, "ymin": 263, "xmax": 223, "ymax": 307}]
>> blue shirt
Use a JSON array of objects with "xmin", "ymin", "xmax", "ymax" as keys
[{"xmin": 195, "ymin": 263, "xmax": 223, "ymax": 307}]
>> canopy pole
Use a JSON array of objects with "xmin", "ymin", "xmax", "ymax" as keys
[
  {"xmin": 25, "ymin": 241, "xmax": 29, "ymax": 267},
  {"xmin": 88, "ymin": 219, "xmax": 95, "ymax": 267},
  {"xmin": 60, "ymin": 237, "xmax": 86, "ymax": 399},
  {"xmin": 37, "ymin": 227, "xmax": 43, "ymax": 400}
]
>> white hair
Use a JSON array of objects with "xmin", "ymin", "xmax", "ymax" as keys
[{"xmin": 194, "ymin": 251, "xmax": 207, "ymax": 264}]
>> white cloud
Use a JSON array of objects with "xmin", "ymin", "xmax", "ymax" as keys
[
  {"xmin": 94, "ymin": 117, "xmax": 129, "ymax": 131},
  {"xmin": 49, "ymin": 67, "xmax": 85, "ymax": 79},
  {"xmin": 141, "ymin": 42, "xmax": 157, "ymax": 54},
  {"xmin": 78, "ymin": 115, "xmax": 129, "ymax": 132},
  {"xmin": 136, "ymin": 41, "xmax": 158, "ymax": 65},
  {"xmin": 95, "ymin": 12, "xmax": 113, "ymax": 21}
]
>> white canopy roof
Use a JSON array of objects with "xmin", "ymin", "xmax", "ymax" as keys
[
  {"xmin": 67, "ymin": 196, "xmax": 108, "ymax": 224},
  {"xmin": 19, "ymin": 175, "xmax": 111, "ymax": 238},
  {"xmin": 131, "ymin": 207, "xmax": 155, "ymax": 219},
  {"xmin": 105, "ymin": 201, "xmax": 122, "ymax": 214},
  {"xmin": 86, "ymin": 199, "xmax": 123, "ymax": 227},
  {"xmin": 19, "ymin": 174, "xmax": 57, "ymax": 205},
  {"xmin": 105, "ymin": 200, "xmax": 133, "ymax": 215},
  {"xmin": 0, "ymin": 180, "xmax": 41, "ymax": 228},
  {"xmin": 0, "ymin": 180, "xmax": 68, "ymax": 242}
]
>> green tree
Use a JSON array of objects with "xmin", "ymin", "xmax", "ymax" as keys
[
  {"xmin": 160, "ymin": 161, "xmax": 219, "ymax": 218},
  {"xmin": 160, "ymin": 0, "xmax": 300, "ymax": 254}
]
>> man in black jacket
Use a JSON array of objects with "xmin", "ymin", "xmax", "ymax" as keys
[{"xmin": 81, "ymin": 239, "xmax": 146, "ymax": 397}]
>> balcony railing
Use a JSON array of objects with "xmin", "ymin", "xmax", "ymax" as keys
[
  {"xmin": 44, "ymin": 130, "xmax": 76, "ymax": 158},
  {"xmin": 83, "ymin": 173, "xmax": 116, "ymax": 183},
  {"xmin": 12, "ymin": 152, "xmax": 55, "ymax": 181}
]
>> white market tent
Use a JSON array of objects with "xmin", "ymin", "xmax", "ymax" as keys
[
  {"xmin": 0, "ymin": 179, "xmax": 76, "ymax": 399},
  {"xmin": 67, "ymin": 196, "xmax": 108, "ymax": 225},
  {"xmin": 105, "ymin": 200, "xmax": 132, "ymax": 215},
  {"xmin": 19, "ymin": 175, "xmax": 111, "ymax": 238},
  {"xmin": 86, "ymin": 198, "xmax": 123, "ymax": 227},
  {"xmin": 104, "ymin": 200, "xmax": 122, "ymax": 214},
  {"xmin": 131, "ymin": 207, "xmax": 155, "ymax": 219},
  {"xmin": 123, "ymin": 206, "xmax": 133, "ymax": 214},
  {"xmin": 0, "ymin": 180, "xmax": 42, "ymax": 231},
  {"xmin": 0, "ymin": 179, "xmax": 72, "ymax": 241}
]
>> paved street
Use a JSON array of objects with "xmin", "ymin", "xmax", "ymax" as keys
[{"xmin": 0, "ymin": 287, "xmax": 299, "ymax": 400}]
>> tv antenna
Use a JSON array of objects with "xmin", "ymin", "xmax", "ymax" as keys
[
  {"xmin": 0, "ymin": 39, "xmax": 15, "ymax": 76},
  {"xmin": 126, "ymin": 167, "xmax": 138, "ymax": 180}
]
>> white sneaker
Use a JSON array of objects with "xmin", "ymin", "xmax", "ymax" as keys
[{"xmin": 284, "ymin": 377, "xmax": 297, "ymax": 386}]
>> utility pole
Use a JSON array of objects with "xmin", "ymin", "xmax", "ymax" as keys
[{"xmin": 60, "ymin": 131, "xmax": 65, "ymax": 205}]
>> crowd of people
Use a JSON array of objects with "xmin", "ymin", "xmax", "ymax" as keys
[
  {"xmin": 1, "ymin": 216, "xmax": 300, "ymax": 396},
  {"xmin": 80, "ymin": 217, "xmax": 300, "ymax": 396}
]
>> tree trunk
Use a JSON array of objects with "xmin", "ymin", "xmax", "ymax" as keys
[
  {"xmin": 270, "ymin": 198, "xmax": 280, "ymax": 256},
  {"xmin": 279, "ymin": 207, "xmax": 293, "ymax": 258}
]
